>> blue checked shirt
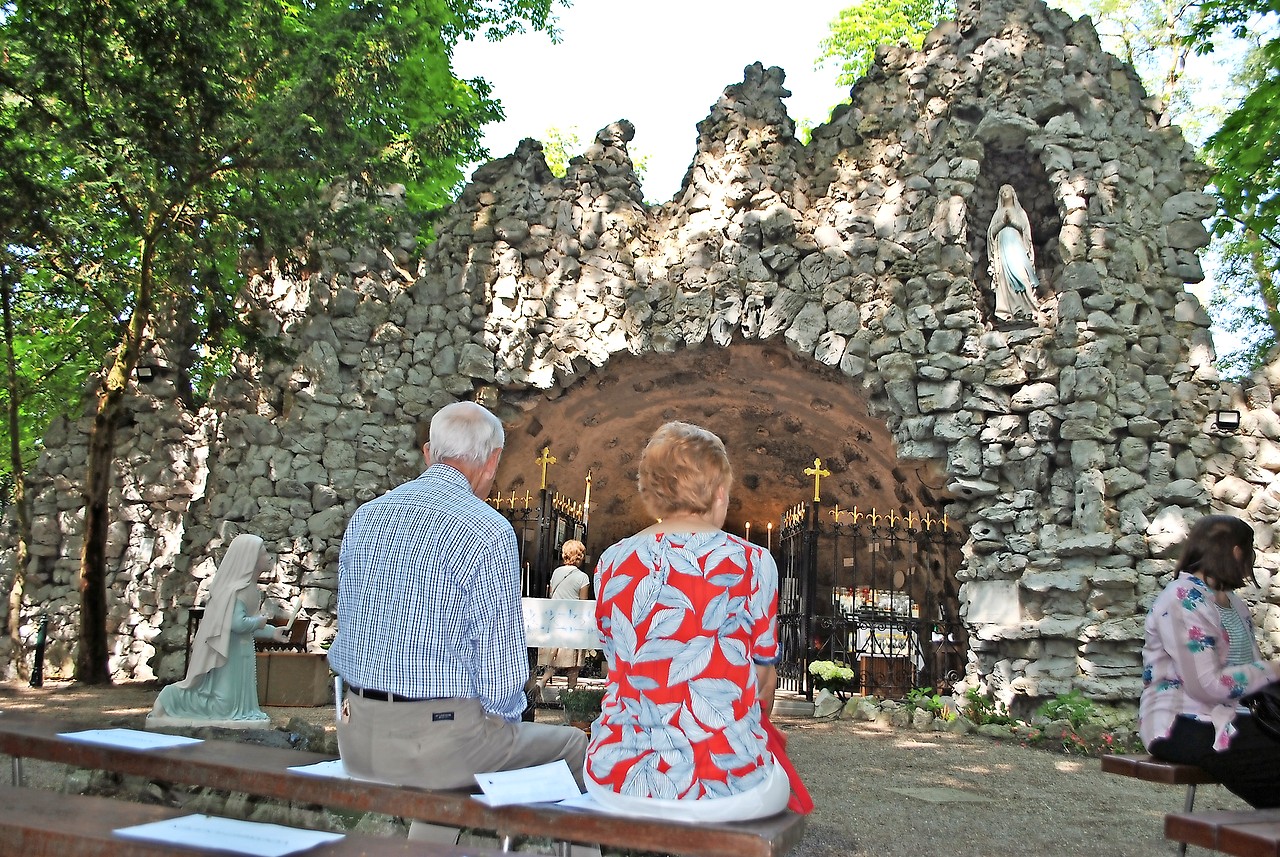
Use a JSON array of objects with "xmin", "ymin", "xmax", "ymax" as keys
[{"xmin": 327, "ymin": 464, "xmax": 528, "ymax": 721}]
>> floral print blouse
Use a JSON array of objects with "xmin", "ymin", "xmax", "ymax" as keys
[
  {"xmin": 586, "ymin": 530, "xmax": 779, "ymax": 800},
  {"xmin": 1140, "ymin": 572, "xmax": 1274, "ymax": 751}
]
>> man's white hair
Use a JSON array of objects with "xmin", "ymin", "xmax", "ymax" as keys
[{"xmin": 428, "ymin": 402, "xmax": 504, "ymax": 466}]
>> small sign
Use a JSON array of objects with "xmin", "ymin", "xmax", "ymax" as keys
[{"xmin": 522, "ymin": 598, "xmax": 600, "ymax": 649}]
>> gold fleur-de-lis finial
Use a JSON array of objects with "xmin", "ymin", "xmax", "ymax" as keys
[
  {"xmin": 804, "ymin": 457, "xmax": 831, "ymax": 503},
  {"xmin": 536, "ymin": 446, "xmax": 557, "ymax": 489},
  {"xmin": 830, "ymin": 503, "xmax": 844, "ymax": 522}
]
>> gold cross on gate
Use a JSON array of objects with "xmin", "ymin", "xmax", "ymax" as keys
[
  {"xmin": 804, "ymin": 457, "xmax": 831, "ymax": 503},
  {"xmin": 536, "ymin": 446, "xmax": 557, "ymax": 490}
]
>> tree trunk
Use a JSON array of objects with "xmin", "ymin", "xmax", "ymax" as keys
[
  {"xmin": 1, "ymin": 264, "xmax": 33, "ymax": 678},
  {"xmin": 75, "ymin": 237, "xmax": 156, "ymax": 685}
]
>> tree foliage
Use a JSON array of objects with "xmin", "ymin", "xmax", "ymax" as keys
[
  {"xmin": 0, "ymin": 0, "xmax": 562, "ymax": 681},
  {"xmin": 817, "ymin": 0, "xmax": 955, "ymax": 86}
]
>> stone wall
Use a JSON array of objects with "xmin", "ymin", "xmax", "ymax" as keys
[{"xmin": 5, "ymin": 0, "xmax": 1277, "ymax": 706}]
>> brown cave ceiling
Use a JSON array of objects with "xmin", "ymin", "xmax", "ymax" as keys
[{"xmin": 494, "ymin": 340, "xmax": 950, "ymax": 556}]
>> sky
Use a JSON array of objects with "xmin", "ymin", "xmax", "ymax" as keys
[{"xmin": 452, "ymin": 0, "xmax": 853, "ymax": 203}]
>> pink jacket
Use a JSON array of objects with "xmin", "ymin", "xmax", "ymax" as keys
[{"xmin": 1140, "ymin": 572, "xmax": 1274, "ymax": 751}]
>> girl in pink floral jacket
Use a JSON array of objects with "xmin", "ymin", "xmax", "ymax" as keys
[{"xmin": 1140, "ymin": 515, "xmax": 1280, "ymax": 807}]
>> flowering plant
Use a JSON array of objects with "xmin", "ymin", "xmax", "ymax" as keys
[{"xmin": 809, "ymin": 660, "xmax": 856, "ymax": 699}]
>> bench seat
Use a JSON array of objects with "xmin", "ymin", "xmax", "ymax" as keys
[
  {"xmin": 1166, "ymin": 809, "xmax": 1280, "ymax": 857},
  {"xmin": 1101, "ymin": 752, "xmax": 1222, "ymax": 857},
  {"xmin": 1100, "ymin": 754, "xmax": 1219, "ymax": 788},
  {"xmin": 0, "ymin": 782, "xmax": 505, "ymax": 856},
  {"xmin": 0, "ymin": 709, "xmax": 805, "ymax": 857}
]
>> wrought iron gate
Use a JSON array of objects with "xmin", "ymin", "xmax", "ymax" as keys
[
  {"xmin": 776, "ymin": 497, "xmax": 965, "ymax": 701},
  {"xmin": 488, "ymin": 447, "xmax": 589, "ymax": 598}
]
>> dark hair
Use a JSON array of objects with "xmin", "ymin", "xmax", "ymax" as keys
[{"xmin": 1175, "ymin": 515, "xmax": 1256, "ymax": 591}]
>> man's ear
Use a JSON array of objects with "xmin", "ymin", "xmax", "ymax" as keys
[{"xmin": 422, "ymin": 443, "xmax": 431, "ymax": 465}]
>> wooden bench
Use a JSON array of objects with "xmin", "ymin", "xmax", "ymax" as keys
[
  {"xmin": 0, "ymin": 710, "xmax": 806, "ymax": 857},
  {"xmin": 1166, "ymin": 809, "xmax": 1280, "ymax": 856},
  {"xmin": 0, "ymin": 782, "xmax": 505, "ymax": 856},
  {"xmin": 1102, "ymin": 754, "xmax": 1221, "ymax": 857}
]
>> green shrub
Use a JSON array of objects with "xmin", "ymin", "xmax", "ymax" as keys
[
  {"xmin": 962, "ymin": 687, "xmax": 1013, "ymax": 725},
  {"xmin": 808, "ymin": 659, "xmax": 857, "ymax": 699},
  {"xmin": 559, "ymin": 687, "xmax": 605, "ymax": 723},
  {"xmin": 1037, "ymin": 690, "xmax": 1098, "ymax": 729},
  {"xmin": 904, "ymin": 686, "xmax": 947, "ymax": 716}
]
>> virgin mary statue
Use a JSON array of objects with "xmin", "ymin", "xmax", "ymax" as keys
[{"xmin": 987, "ymin": 184, "xmax": 1042, "ymax": 323}]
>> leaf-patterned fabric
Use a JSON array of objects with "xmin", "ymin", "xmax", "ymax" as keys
[
  {"xmin": 1140, "ymin": 572, "xmax": 1274, "ymax": 751},
  {"xmin": 586, "ymin": 530, "xmax": 778, "ymax": 800}
]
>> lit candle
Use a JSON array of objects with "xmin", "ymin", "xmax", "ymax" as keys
[
  {"xmin": 745, "ymin": 521, "xmax": 751, "ymax": 543},
  {"xmin": 767, "ymin": 522, "xmax": 773, "ymax": 551}
]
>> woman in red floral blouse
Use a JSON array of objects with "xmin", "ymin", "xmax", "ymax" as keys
[{"xmin": 584, "ymin": 421, "xmax": 789, "ymax": 821}]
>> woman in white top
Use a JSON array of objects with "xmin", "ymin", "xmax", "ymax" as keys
[{"xmin": 536, "ymin": 539, "xmax": 591, "ymax": 694}]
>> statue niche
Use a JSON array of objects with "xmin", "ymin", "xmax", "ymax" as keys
[{"xmin": 971, "ymin": 151, "xmax": 1061, "ymax": 327}]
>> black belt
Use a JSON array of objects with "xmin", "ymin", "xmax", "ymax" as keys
[{"xmin": 347, "ymin": 684, "xmax": 431, "ymax": 703}]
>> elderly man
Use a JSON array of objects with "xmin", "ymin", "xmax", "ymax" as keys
[{"xmin": 328, "ymin": 401, "xmax": 587, "ymax": 813}]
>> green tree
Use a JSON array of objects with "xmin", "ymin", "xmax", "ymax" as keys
[
  {"xmin": 541, "ymin": 124, "xmax": 649, "ymax": 185},
  {"xmin": 542, "ymin": 125, "xmax": 583, "ymax": 178},
  {"xmin": 817, "ymin": 0, "xmax": 955, "ymax": 86},
  {"xmin": 1, "ymin": 0, "xmax": 563, "ymax": 683}
]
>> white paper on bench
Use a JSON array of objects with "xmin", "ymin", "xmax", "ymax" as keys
[
  {"xmin": 114, "ymin": 814, "xmax": 343, "ymax": 857},
  {"xmin": 287, "ymin": 759, "xmax": 352, "ymax": 778},
  {"xmin": 554, "ymin": 792, "xmax": 608, "ymax": 811},
  {"xmin": 58, "ymin": 728, "xmax": 203, "ymax": 750},
  {"xmin": 473, "ymin": 759, "xmax": 583, "ymax": 806}
]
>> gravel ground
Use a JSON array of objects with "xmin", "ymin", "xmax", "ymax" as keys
[{"xmin": 0, "ymin": 679, "xmax": 1251, "ymax": 856}]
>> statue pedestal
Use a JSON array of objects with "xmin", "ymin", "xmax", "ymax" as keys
[{"xmin": 256, "ymin": 652, "xmax": 331, "ymax": 707}]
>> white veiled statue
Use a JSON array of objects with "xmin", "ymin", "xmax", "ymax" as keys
[
  {"xmin": 148, "ymin": 533, "xmax": 286, "ymax": 726},
  {"xmin": 986, "ymin": 184, "xmax": 1042, "ymax": 322}
]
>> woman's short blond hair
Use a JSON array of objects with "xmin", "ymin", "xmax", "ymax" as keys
[
  {"xmin": 638, "ymin": 421, "xmax": 732, "ymax": 519},
  {"xmin": 561, "ymin": 539, "xmax": 586, "ymax": 565}
]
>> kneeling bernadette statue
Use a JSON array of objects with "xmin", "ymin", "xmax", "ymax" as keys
[
  {"xmin": 987, "ymin": 184, "xmax": 1043, "ymax": 324},
  {"xmin": 148, "ymin": 533, "xmax": 288, "ymax": 728}
]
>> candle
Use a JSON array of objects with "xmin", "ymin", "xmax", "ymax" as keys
[
  {"xmin": 745, "ymin": 521, "xmax": 751, "ymax": 543},
  {"xmin": 767, "ymin": 522, "xmax": 773, "ymax": 551}
]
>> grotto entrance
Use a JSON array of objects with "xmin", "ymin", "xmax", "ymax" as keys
[
  {"xmin": 774, "ymin": 496, "xmax": 967, "ymax": 701},
  {"xmin": 489, "ymin": 339, "xmax": 967, "ymax": 701}
]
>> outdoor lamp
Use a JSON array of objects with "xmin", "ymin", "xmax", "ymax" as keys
[{"xmin": 1214, "ymin": 410, "xmax": 1241, "ymax": 431}]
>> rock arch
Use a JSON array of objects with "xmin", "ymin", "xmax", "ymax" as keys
[{"xmin": 9, "ymin": 0, "xmax": 1273, "ymax": 712}]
